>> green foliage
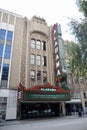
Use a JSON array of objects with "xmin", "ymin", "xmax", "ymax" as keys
[
  {"xmin": 76, "ymin": 0, "xmax": 87, "ymax": 17},
  {"xmin": 67, "ymin": 42, "xmax": 86, "ymax": 78},
  {"xmin": 68, "ymin": 0, "xmax": 87, "ymax": 78}
]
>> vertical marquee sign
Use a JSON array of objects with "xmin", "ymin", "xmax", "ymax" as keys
[{"xmin": 52, "ymin": 23, "xmax": 67, "ymax": 83}]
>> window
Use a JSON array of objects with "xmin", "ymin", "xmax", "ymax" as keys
[
  {"xmin": 36, "ymin": 55, "xmax": 41, "ymax": 65},
  {"xmin": 42, "ymin": 41, "xmax": 46, "ymax": 51},
  {"xmin": 0, "ymin": 44, "xmax": 4, "ymax": 58},
  {"xmin": 36, "ymin": 40, "xmax": 41, "ymax": 49},
  {"xmin": 80, "ymin": 79, "xmax": 84, "ymax": 84},
  {"xmin": 37, "ymin": 71, "xmax": 41, "ymax": 80},
  {"xmin": 31, "ymin": 39, "xmax": 35, "ymax": 48},
  {"xmin": 4, "ymin": 45, "xmax": 11, "ymax": 59},
  {"xmin": 42, "ymin": 56, "xmax": 47, "ymax": 66},
  {"xmin": 6, "ymin": 31, "xmax": 13, "ymax": 41},
  {"xmin": 43, "ymin": 71, "xmax": 47, "ymax": 83},
  {"xmin": 83, "ymin": 93, "xmax": 86, "ymax": 99},
  {"xmin": 30, "ymin": 70, "xmax": 35, "ymax": 81},
  {"xmin": 2, "ymin": 64, "xmax": 9, "ymax": 80},
  {"xmin": 30, "ymin": 54, "xmax": 35, "ymax": 64},
  {"xmin": 74, "ymin": 78, "xmax": 79, "ymax": 84},
  {"xmin": 0, "ymin": 29, "xmax": 6, "ymax": 40},
  {"xmin": 71, "ymin": 92, "xmax": 80, "ymax": 99}
]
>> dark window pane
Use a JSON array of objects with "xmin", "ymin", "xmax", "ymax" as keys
[
  {"xmin": 0, "ymin": 29, "xmax": 6, "ymax": 40},
  {"xmin": 37, "ymin": 71, "xmax": 41, "ymax": 80},
  {"xmin": 44, "ymin": 56, "xmax": 47, "ymax": 66},
  {"xmin": 42, "ymin": 56, "xmax": 47, "ymax": 66},
  {"xmin": 43, "ymin": 41, "xmax": 46, "ymax": 50},
  {"xmin": 42, "ymin": 41, "xmax": 46, "ymax": 51},
  {"xmin": 0, "ymin": 44, "xmax": 4, "ymax": 58},
  {"xmin": 2, "ymin": 64, "xmax": 9, "ymax": 80},
  {"xmin": 83, "ymin": 93, "xmax": 86, "ymax": 98}
]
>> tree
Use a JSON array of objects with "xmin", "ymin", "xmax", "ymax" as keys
[
  {"xmin": 65, "ymin": 41, "xmax": 86, "ymax": 94},
  {"xmin": 76, "ymin": 0, "xmax": 87, "ymax": 17},
  {"xmin": 68, "ymin": 42, "xmax": 86, "ymax": 78},
  {"xmin": 69, "ymin": 0, "xmax": 87, "ymax": 77}
]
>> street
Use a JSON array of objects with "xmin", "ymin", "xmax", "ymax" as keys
[{"xmin": 0, "ymin": 117, "xmax": 87, "ymax": 130}]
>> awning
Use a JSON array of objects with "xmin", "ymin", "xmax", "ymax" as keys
[
  {"xmin": 28, "ymin": 83, "xmax": 67, "ymax": 93},
  {"xmin": 65, "ymin": 99, "xmax": 81, "ymax": 103}
]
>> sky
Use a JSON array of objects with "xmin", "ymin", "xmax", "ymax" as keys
[{"xmin": 0, "ymin": 0, "xmax": 83, "ymax": 41}]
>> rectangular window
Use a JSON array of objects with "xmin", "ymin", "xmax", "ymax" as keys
[
  {"xmin": 6, "ymin": 31, "xmax": 13, "ymax": 41},
  {"xmin": 4, "ymin": 45, "xmax": 11, "ymax": 59},
  {"xmin": 36, "ymin": 55, "xmax": 41, "ymax": 65},
  {"xmin": 43, "ymin": 71, "xmax": 47, "ymax": 83},
  {"xmin": 71, "ymin": 92, "xmax": 80, "ymax": 99},
  {"xmin": 30, "ymin": 70, "xmax": 35, "ymax": 81},
  {"xmin": 42, "ymin": 41, "xmax": 46, "ymax": 51},
  {"xmin": 0, "ymin": 44, "xmax": 4, "ymax": 58},
  {"xmin": 30, "ymin": 54, "xmax": 35, "ymax": 64},
  {"xmin": 0, "ymin": 29, "xmax": 6, "ymax": 40},
  {"xmin": 80, "ymin": 79, "xmax": 84, "ymax": 84},
  {"xmin": 42, "ymin": 56, "xmax": 47, "ymax": 66},
  {"xmin": 74, "ymin": 78, "xmax": 79, "ymax": 84},
  {"xmin": 2, "ymin": 64, "xmax": 9, "ymax": 80},
  {"xmin": 83, "ymin": 93, "xmax": 86, "ymax": 99},
  {"xmin": 37, "ymin": 71, "xmax": 41, "ymax": 80},
  {"xmin": 36, "ymin": 40, "xmax": 41, "ymax": 49},
  {"xmin": 31, "ymin": 38, "xmax": 35, "ymax": 49}
]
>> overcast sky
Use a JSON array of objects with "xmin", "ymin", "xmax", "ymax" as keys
[{"xmin": 0, "ymin": 0, "xmax": 83, "ymax": 41}]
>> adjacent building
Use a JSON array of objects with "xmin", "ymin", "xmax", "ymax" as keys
[{"xmin": 64, "ymin": 40, "xmax": 87, "ymax": 115}]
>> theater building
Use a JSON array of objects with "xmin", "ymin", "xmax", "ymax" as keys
[{"xmin": 0, "ymin": 8, "xmax": 70, "ymax": 120}]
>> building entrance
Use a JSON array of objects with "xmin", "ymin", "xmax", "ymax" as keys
[
  {"xmin": 17, "ymin": 82, "xmax": 70, "ymax": 119},
  {"xmin": 18, "ymin": 102, "xmax": 61, "ymax": 119}
]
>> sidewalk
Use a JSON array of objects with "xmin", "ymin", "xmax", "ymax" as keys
[{"xmin": 0, "ymin": 114, "xmax": 87, "ymax": 126}]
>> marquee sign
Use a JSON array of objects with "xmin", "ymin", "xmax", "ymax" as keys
[
  {"xmin": 25, "ymin": 93, "xmax": 69, "ymax": 101},
  {"xmin": 40, "ymin": 88, "xmax": 56, "ymax": 92},
  {"xmin": 17, "ymin": 83, "xmax": 70, "ymax": 101}
]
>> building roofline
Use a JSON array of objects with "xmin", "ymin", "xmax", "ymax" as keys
[{"xmin": 0, "ymin": 8, "xmax": 23, "ymax": 18}]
